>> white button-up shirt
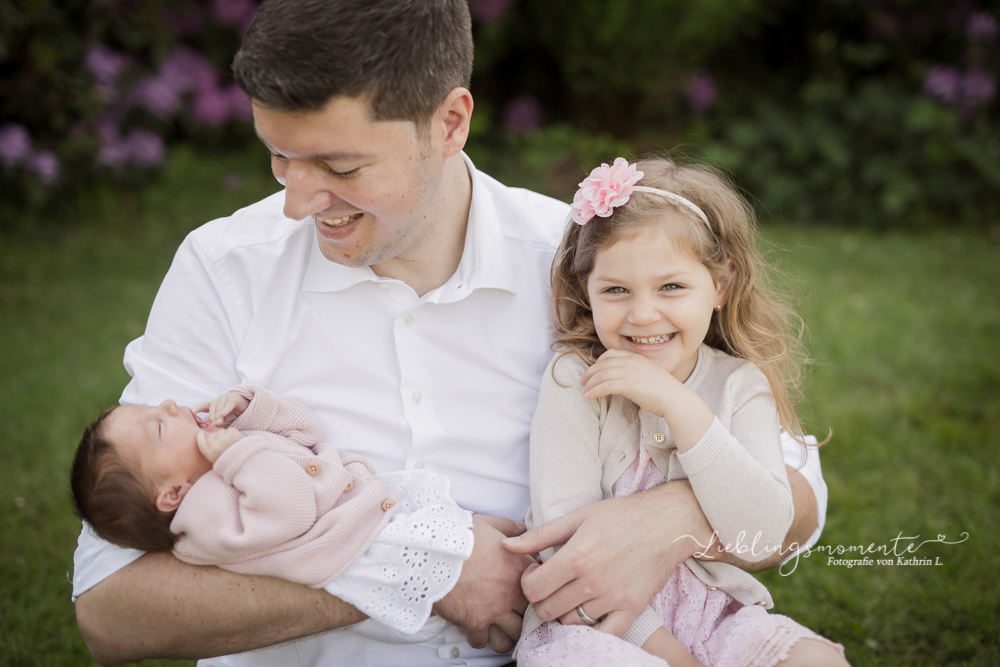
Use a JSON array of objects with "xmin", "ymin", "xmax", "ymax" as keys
[{"xmin": 72, "ymin": 155, "xmax": 827, "ymax": 666}]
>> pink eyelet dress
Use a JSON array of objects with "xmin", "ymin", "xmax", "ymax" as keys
[{"xmin": 516, "ymin": 436, "xmax": 845, "ymax": 667}]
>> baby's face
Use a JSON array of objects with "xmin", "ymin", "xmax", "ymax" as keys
[{"xmin": 104, "ymin": 400, "xmax": 216, "ymax": 488}]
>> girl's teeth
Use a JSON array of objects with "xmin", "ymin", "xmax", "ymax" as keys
[
  {"xmin": 320, "ymin": 213, "xmax": 361, "ymax": 227},
  {"xmin": 630, "ymin": 334, "xmax": 672, "ymax": 344}
]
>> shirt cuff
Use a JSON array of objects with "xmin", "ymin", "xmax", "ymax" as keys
[
  {"xmin": 71, "ymin": 522, "xmax": 145, "ymax": 601},
  {"xmin": 622, "ymin": 606, "xmax": 662, "ymax": 647},
  {"xmin": 779, "ymin": 432, "xmax": 827, "ymax": 562}
]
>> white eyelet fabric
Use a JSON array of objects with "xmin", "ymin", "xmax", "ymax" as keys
[{"xmin": 324, "ymin": 470, "xmax": 474, "ymax": 634}]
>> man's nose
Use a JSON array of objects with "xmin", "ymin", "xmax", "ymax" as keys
[{"xmin": 280, "ymin": 160, "xmax": 336, "ymax": 221}]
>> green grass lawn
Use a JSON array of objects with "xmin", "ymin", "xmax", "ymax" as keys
[{"xmin": 1, "ymin": 146, "xmax": 998, "ymax": 666}]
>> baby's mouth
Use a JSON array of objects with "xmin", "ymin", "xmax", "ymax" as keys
[
  {"xmin": 318, "ymin": 213, "xmax": 362, "ymax": 227},
  {"xmin": 627, "ymin": 333, "xmax": 675, "ymax": 345}
]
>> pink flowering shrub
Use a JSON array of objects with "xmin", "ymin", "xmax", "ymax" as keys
[{"xmin": 0, "ymin": 0, "xmax": 259, "ymax": 198}]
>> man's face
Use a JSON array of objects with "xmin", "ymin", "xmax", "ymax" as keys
[{"xmin": 253, "ymin": 96, "xmax": 448, "ymax": 270}]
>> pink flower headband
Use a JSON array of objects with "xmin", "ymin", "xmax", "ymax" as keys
[{"xmin": 570, "ymin": 157, "xmax": 710, "ymax": 228}]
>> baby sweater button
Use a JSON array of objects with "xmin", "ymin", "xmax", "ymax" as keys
[
  {"xmin": 306, "ymin": 463, "xmax": 320, "ymax": 476},
  {"xmin": 653, "ymin": 433, "xmax": 665, "ymax": 444},
  {"xmin": 381, "ymin": 498, "xmax": 395, "ymax": 512},
  {"xmin": 343, "ymin": 481, "xmax": 354, "ymax": 492}
]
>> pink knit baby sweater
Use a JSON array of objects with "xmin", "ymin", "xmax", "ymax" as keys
[{"xmin": 170, "ymin": 384, "xmax": 401, "ymax": 587}]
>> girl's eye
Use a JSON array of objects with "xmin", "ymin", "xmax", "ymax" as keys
[
  {"xmin": 605, "ymin": 286, "xmax": 627, "ymax": 294},
  {"xmin": 661, "ymin": 283, "xmax": 682, "ymax": 291}
]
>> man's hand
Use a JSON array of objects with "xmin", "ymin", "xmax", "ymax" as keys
[
  {"xmin": 433, "ymin": 514, "xmax": 535, "ymax": 653},
  {"xmin": 502, "ymin": 482, "xmax": 711, "ymax": 637},
  {"xmin": 194, "ymin": 391, "xmax": 250, "ymax": 428},
  {"xmin": 196, "ymin": 427, "xmax": 243, "ymax": 463}
]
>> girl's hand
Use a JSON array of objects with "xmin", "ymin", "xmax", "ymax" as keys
[
  {"xmin": 194, "ymin": 392, "xmax": 250, "ymax": 428},
  {"xmin": 196, "ymin": 427, "xmax": 243, "ymax": 463},
  {"xmin": 580, "ymin": 349, "xmax": 679, "ymax": 418}
]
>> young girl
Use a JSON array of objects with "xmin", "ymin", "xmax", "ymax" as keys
[
  {"xmin": 70, "ymin": 383, "xmax": 475, "ymax": 641},
  {"xmin": 515, "ymin": 158, "xmax": 847, "ymax": 666}
]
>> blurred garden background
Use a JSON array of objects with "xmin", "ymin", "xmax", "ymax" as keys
[{"xmin": 1, "ymin": 0, "xmax": 998, "ymax": 665}]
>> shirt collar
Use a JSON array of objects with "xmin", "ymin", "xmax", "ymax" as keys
[{"xmin": 301, "ymin": 152, "xmax": 517, "ymax": 298}]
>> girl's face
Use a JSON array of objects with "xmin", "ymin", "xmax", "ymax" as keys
[{"xmin": 586, "ymin": 222, "xmax": 723, "ymax": 383}]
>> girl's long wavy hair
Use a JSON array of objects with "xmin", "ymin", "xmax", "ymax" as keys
[{"xmin": 552, "ymin": 156, "xmax": 827, "ymax": 446}]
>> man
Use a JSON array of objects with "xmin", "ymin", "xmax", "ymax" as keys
[{"xmin": 73, "ymin": 1, "xmax": 828, "ymax": 665}]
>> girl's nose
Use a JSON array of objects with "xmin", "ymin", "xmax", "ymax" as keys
[
  {"xmin": 628, "ymin": 296, "xmax": 661, "ymax": 326},
  {"xmin": 281, "ymin": 160, "xmax": 337, "ymax": 221}
]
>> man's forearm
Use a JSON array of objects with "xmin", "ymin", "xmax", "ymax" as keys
[
  {"xmin": 76, "ymin": 552, "xmax": 365, "ymax": 666},
  {"xmin": 697, "ymin": 466, "xmax": 818, "ymax": 572}
]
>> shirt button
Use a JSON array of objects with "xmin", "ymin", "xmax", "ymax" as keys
[
  {"xmin": 381, "ymin": 498, "xmax": 395, "ymax": 512},
  {"xmin": 414, "ymin": 460, "xmax": 425, "ymax": 469},
  {"xmin": 449, "ymin": 646, "xmax": 460, "ymax": 659},
  {"xmin": 343, "ymin": 481, "xmax": 353, "ymax": 492},
  {"xmin": 412, "ymin": 392, "xmax": 422, "ymax": 404},
  {"xmin": 404, "ymin": 313, "xmax": 415, "ymax": 326},
  {"xmin": 306, "ymin": 463, "xmax": 320, "ymax": 476},
  {"xmin": 376, "ymin": 282, "xmax": 389, "ymax": 290},
  {"xmin": 653, "ymin": 433, "xmax": 665, "ymax": 444}
]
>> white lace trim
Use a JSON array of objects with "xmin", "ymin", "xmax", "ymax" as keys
[{"xmin": 324, "ymin": 470, "xmax": 474, "ymax": 635}]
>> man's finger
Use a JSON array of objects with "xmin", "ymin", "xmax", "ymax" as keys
[
  {"xmin": 502, "ymin": 510, "xmax": 585, "ymax": 554},
  {"xmin": 593, "ymin": 609, "xmax": 637, "ymax": 638},
  {"xmin": 493, "ymin": 610, "xmax": 523, "ymax": 647},
  {"xmin": 487, "ymin": 622, "xmax": 515, "ymax": 654},
  {"xmin": 465, "ymin": 626, "xmax": 488, "ymax": 650},
  {"xmin": 480, "ymin": 514, "xmax": 527, "ymax": 539}
]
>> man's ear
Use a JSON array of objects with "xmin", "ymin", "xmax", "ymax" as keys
[
  {"xmin": 436, "ymin": 87, "xmax": 474, "ymax": 157},
  {"xmin": 155, "ymin": 482, "xmax": 191, "ymax": 513}
]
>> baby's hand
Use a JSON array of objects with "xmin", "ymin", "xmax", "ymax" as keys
[
  {"xmin": 580, "ymin": 349, "xmax": 678, "ymax": 418},
  {"xmin": 194, "ymin": 392, "xmax": 251, "ymax": 428},
  {"xmin": 196, "ymin": 427, "xmax": 243, "ymax": 463}
]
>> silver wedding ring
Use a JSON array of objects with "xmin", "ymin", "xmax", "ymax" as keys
[{"xmin": 576, "ymin": 604, "xmax": 598, "ymax": 625}]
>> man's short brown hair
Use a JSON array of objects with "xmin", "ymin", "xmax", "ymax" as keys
[
  {"xmin": 70, "ymin": 407, "xmax": 178, "ymax": 552},
  {"xmin": 233, "ymin": 0, "xmax": 474, "ymax": 125}
]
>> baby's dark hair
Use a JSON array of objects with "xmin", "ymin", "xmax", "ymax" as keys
[{"xmin": 70, "ymin": 406, "xmax": 178, "ymax": 552}]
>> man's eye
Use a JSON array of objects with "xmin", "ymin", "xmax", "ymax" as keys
[
  {"xmin": 268, "ymin": 151, "xmax": 287, "ymax": 161},
  {"xmin": 325, "ymin": 165, "xmax": 362, "ymax": 179}
]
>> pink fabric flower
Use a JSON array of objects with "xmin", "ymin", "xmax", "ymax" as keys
[{"xmin": 571, "ymin": 158, "xmax": 644, "ymax": 225}]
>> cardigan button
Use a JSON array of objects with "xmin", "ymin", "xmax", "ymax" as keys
[
  {"xmin": 343, "ymin": 481, "xmax": 353, "ymax": 492},
  {"xmin": 653, "ymin": 433, "xmax": 665, "ymax": 444},
  {"xmin": 381, "ymin": 498, "xmax": 395, "ymax": 512},
  {"xmin": 708, "ymin": 586, "xmax": 718, "ymax": 591},
  {"xmin": 306, "ymin": 463, "xmax": 320, "ymax": 476}
]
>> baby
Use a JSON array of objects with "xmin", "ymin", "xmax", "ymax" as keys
[{"xmin": 70, "ymin": 383, "xmax": 475, "ymax": 637}]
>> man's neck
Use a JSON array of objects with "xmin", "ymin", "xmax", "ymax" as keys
[{"xmin": 370, "ymin": 155, "xmax": 473, "ymax": 298}]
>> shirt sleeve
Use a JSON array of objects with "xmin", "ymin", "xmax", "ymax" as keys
[
  {"xmin": 780, "ymin": 431, "xmax": 827, "ymax": 560},
  {"xmin": 73, "ymin": 233, "xmax": 247, "ymax": 600}
]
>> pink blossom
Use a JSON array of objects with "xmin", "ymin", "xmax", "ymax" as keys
[
  {"xmin": 225, "ymin": 85, "xmax": 254, "ymax": 121},
  {"xmin": 27, "ymin": 150, "xmax": 59, "ymax": 185},
  {"xmin": 213, "ymin": 0, "xmax": 257, "ymax": 28},
  {"xmin": 133, "ymin": 76, "xmax": 183, "ymax": 118},
  {"xmin": 126, "ymin": 130, "xmax": 166, "ymax": 167},
  {"xmin": 923, "ymin": 66, "xmax": 961, "ymax": 105},
  {"xmin": 472, "ymin": 0, "xmax": 515, "ymax": 24},
  {"xmin": 966, "ymin": 12, "xmax": 998, "ymax": 43},
  {"xmin": 685, "ymin": 70, "xmax": 718, "ymax": 114},
  {"xmin": 962, "ymin": 68, "xmax": 996, "ymax": 109},
  {"xmin": 0, "ymin": 124, "xmax": 32, "ymax": 167},
  {"xmin": 571, "ymin": 158, "xmax": 644, "ymax": 225},
  {"xmin": 192, "ymin": 87, "xmax": 232, "ymax": 127},
  {"xmin": 503, "ymin": 95, "xmax": 543, "ymax": 133}
]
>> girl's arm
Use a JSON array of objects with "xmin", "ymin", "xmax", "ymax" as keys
[
  {"xmin": 581, "ymin": 350, "xmax": 792, "ymax": 562},
  {"xmin": 518, "ymin": 354, "xmax": 664, "ymax": 651}
]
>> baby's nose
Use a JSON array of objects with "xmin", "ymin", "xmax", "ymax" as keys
[{"xmin": 159, "ymin": 399, "xmax": 179, "ymax": 415}]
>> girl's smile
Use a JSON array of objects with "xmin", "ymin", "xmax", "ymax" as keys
[{"xmin": 586, "ymin": 222, "xmax": 724, "ymax": 383}]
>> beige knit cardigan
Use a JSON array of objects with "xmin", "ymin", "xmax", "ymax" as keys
[{"xmin": 518, "ymin": 345, "xmax": 794, "ymax": 650}]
